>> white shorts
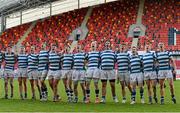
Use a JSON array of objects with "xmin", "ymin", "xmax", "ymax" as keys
[
  {"xmin": 4, "ymin": 70, "xmax": 14, "ymax": 78},
  {"xmin": 28, "ymin": 70, "xmax": 39, "ymax": 80},
  {"xmin": 117, "ymin": 72, "xmax": 130, "ymax": 83},
  {"xmin": 158, "ymin": 70, "xmax": 173, "ymax": 79},
  {"xmin": 86, "ymin": 68, "xmax": 100, "ymax": 80},
  {"xmin": 100, "ymin": 70, "xmax": 116, "ymax": 80},
  {"xmin": 72, "ymin": 70, "xmax": 85, "ymax": 82},
  {"xmin": 38, "ymin": 70, "xmax": 48, "ymax": 80},
  {"xmin": 47, "ymin": 70, "xmax": 61, "ymax": 80},
  {"xmin": 61, "ymin": 70, "xmax": 72, "ymax": 79},
  {"xmin": 130, "ymin": 72, "xmax": 144, "ymax": 84},
  {"xmin": 17, "ymin": 68, "xmax": 27, "ymax": 77},
  {"xmin": 144, "ymin": 71, "xmax": 157, "ymax": 80}
]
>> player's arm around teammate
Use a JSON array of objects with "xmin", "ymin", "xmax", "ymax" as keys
[
  {"xmin": 85, "ymin": 41, "xmax": 101, "ymax": 103},
  {"xmin": 156, "ymin": 43, "xmax": 176, "ymax": 104},
  {"xmin": 17, "ymin": 46, "xmax": 28, "ymax": 99},
  {"xmin": 116, "ymin": 44, "xmax": 132, "ymax": 103},
  {"xmin": 28, "ymin": 46, "xmax": 41, "ymax": 100},
  {"xmin": 129, "ymin": 46, "xmax": 144, "ymax": 104},
  {"xmin": 100, "ymin": 41, "xmax": 118, "ymax": 103}
]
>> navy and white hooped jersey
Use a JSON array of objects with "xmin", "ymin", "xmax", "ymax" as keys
[
  {"xmin": 4, "ymin": 53, "xmax": 15, "ymax": 71},
  {"xmin": 156, "ymin": 51, "xmax": 171, "ymax": 70},
  {"xmin": 100, "ymin": 50, "xmax": 115, "ymax": 70},
  {"xmin": 73, "ymin": 52, "xmax": 87, "ymax": 70},
  {"xmin": 62, "ymin": 53, "xmax": 73, "ymax": 70},
  {"xmin": 38, "ymin": 50, "xmax": 49, "ymax": 71},
  {"xmin": 48, "ymin": 52, "xmax": 61, "ymax": 71},
  {"xmin": 87, "ymin": 51, "xmax": 100, "ymax": 69},
  {"xmin": 0, "ymin": 52, "xmax": 3, "ymax": 66},
  {"xmin": 18, "ymin": 54, "xmax": 28, "ymax": 68},
  {"xmin": 116, "ymin": 52, "xmax": 130, "ymax": 73},
  {"xmin": 130, "ymin": 55, "xmax": 142, "ymax": 73},
  {"xmin": 28, "ymin": 54, "xmax": 38, "ymax": 72},
  {"xmin": 142, "ymin": 52, "xmax": 156, "ymax": 72}
]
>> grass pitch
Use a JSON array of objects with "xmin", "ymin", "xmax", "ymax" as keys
[{"xmin": 0, "ymin": 79, "xmax": 179, "ymax": 112}]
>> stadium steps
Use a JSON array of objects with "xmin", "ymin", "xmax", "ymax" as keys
[
  {"xmin": 131, "ymin": 0, "xmax": 145, "ymax": 48},
  {"xmin": 70, "ymin": 41, "xmax": 78, "ymax": 52},
  {"xmin": 131, "ymin": 37, "xmax": 139, "ymax": 48},
  {"xmin": 69, "ymin": 7, "xmax": 93, "ymax": 52},
  {"xmin": 81, "ymin": 6, "xmax": 93, "ymax": 26},
  {"xmin": 16, "ymin": 21, "xmax": 37, "ymax": 47},
  {"xmin": 136, "ymin": 0, "xmax": 145, "ymax": 24}
]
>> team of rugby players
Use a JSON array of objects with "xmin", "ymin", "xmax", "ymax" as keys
[{"xmin": 0, "ymin": 41, "xmax": 176, "ymax": 105}]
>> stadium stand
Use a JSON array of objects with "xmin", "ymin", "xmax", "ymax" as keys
[
  {"xmin": 141, "ymin": 0, "xmax": 179, "ymax": 51},
  {"xmin": 0, "ymin": 0, "xmax": 179, "ymax": 52},
  {"xmin": 0, "ymin": 23, "xmax": 30, "ymax": 50},
  {"xmin": 83, "ymin": 0, "xmax": 139, "ymax": 51},
  {"xmin": 21, "ymin": 8, "xmax": 87, "ymax": 52}
]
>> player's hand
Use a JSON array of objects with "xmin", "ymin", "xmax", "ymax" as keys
[{"xmin": 173, "ymin": 70, "xmax": 176, "ymax": 74}]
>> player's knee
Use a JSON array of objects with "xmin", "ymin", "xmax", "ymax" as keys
[
  {"xmin": 102, "ymin": 83, "xmax": 107, "ymax": 88},
  {"xmin": 10, "ymin": 82, "xmax": 13, "ymax": 87},
  {"xmin": 19, "ymin": 81, "xmax": 22, "ymax": 86},
  {"xmin": 121, "ymin": 85, "xmax": 125, "ymax": 90},
  {"xmin": 147, "ymin": 85, "xmax": 151, "ymax": 90},
  {"xmin": 4, "ymin": 81, "xmax": 8, "ymax": 86},
  {"xmin": 160, "ymin": 84, "xmax": 164, "ymax": 89}
]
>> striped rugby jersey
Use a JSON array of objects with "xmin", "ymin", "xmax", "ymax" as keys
[
  {"xmin": 38, "ymin": 50, "xmax": 49, "ymax": 71},
  {"xmin": 0, "ymin": 52, "xmax": 3, "ymax": 66},
  {"xmin": 18, "ymin": 54, "xmax": 28, "ymax": 68},
  {"xmin": 116, "ymin": 52, "xmax": 130, "ymax": 73},
  {"xmin": 4, "ymin": 53, "xmax": 15, "ymax": 71},
  {"xmin": 100, "ymin": 50, "xmax": 115, "ymax": 70},
  {"xmin": 62, "ymin": 53, "xmax": 73, "ymax": 70},
  {"xmin": 48, "ymin": 52, "xmax": 61, "ymax": 71},
  {"xmin": 87, "ymin": 51, "xmax": 100, "ymax": 69},
  {"xmin": 142, "ymin": 52, "xmax": 156, "ymax": 72},
  {"xmin": 73, "ymin": 52, "xmax": 87, "ymax": 70},
  {"xmin": 130, "ymin": 55, "xmax": 142, "ymax": 73},
  {"xmin": 156, "ymin": 51, "xmax": 171, "ymax": 70},
  {"xmin": 28, "ymin": 54, "xmax": 38, "ymax": 72}
]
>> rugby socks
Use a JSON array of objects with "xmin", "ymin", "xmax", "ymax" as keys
[
  {"xmin": 113, "ymin": 96, "xmax": 117, "ymax": 100},
  {"xmin": 160, "ymin": 96, "xmax": 164, "ymax": 104},
  {"xmin": 153, "ymin": 86, "xmax": 158, "ymax": 103},
  {"xmin": 45, "ymin": 87, "xmax": 48, "ymax": 97},
  {"xmin": 66, "ymin": 89, "xmax": 70, "ymax": 98},
  {"xmin": 95, "ymin": 89, "xmax": 99, "ymax": 97},
  {"xmin": 24, "ymin": 93, "xmax": 27, "ymax": 99},
  {"xmin": 140, "ymin": 87, "xmax": 144, "ymax": 99},
  {"xmin": 5, "ymin": 94, "xmax": 8, "ymax": 99},
  {"xmin": 102, "ymin": 96, "xmax": 106, "ymax": 100},
  {"xmin": 70, "ymin": 90, "xmax": 73, "ymax": 98},
  {"xmin": 20, "ymin": 93, "xmax": 23, "ymax": 100},
  {"xmin": 123, "ymin": 97, "xmax": 126, "ymax": 100},
  {"xmin": 149, "ymin": 96, "xmax": 152, "ymax": 104},
  {"xmin": 83, "ymin": 96, "xmax": 86, "ymax": 102},
  {"xmin": 74, "ymin": 96, "xmax": 78, "ymax": 103},
  {"xmin": 171, "ymin": 95, "xmax": 176, "ymax": 104},
  {"xmin": 131, "ymin": 89, "xmax": 136, "ymax": 101},
  {"xmin": 86, "ymin": 89, "xmax": 90, "ymax": 98}
]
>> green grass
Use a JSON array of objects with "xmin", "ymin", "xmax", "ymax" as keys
[{"xmin": 0, "ymin": 79, "xmax": 179, "ymax": 112}]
